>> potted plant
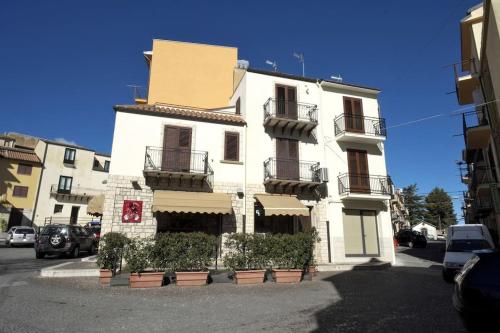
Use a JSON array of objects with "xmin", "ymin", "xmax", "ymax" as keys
[
  {"xmin": 223, "ymin": 233, "xmax": 269, "ymax": 284},
  {"xmin": 125, "ymin": 238, "xmax": 164, "ymax": 288},
  {"xmin": 96, "ymin": 232, "xmax": 129, "ymax": 285},
  {"xmin": 305, "ymin": 229, "xmax": 321, "ymax": 277},
  {"xmin": 270, "ymin": 233, "xmax": 310, "ymax": 283}
]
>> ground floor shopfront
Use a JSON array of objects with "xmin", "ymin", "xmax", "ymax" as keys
[{"xmin": 101, "ymin": 175, "xmax": 395, "ymax": 267}]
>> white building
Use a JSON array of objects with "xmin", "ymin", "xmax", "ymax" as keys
[
  {"xmin": 412, "ymin": 222, "xmax": 438, "ymax": 240},
  {"xmin": 102, "ymin": 40, "xmax": 395, "ymax": 267}
]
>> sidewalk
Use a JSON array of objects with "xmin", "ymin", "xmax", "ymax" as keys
[{"xmin": 40, "ymin": 255, "xmax": 99, "ymax": 278}]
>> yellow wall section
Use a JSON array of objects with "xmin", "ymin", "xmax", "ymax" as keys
[
  {"xmin": 0, "ymin": 159, "xmax": 41, "ymax": 209},
  {"xmin": 147, "ymin": 40, "xmax": 238, "ymax": 109}
]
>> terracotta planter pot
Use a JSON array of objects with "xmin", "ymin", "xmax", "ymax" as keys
[
  {"xmin": 99, "ymin": 269, "xmax": 113, "ymax": 285},
  {"xmin": 272, "ymin": 269, "xmax": 303, "ymax": 283},
  {"xmin": 308, "ymin": 266, "xmax": 317, "ymax": 277},
  {"xmin": 175, "ymin": 271, "xmax": 209, "ymax": 286},
  {"xmin": 234, "ymin": 270, "xmax": 266, "ymax": 284},
  {"xmin": 129, "ymin": 272, "xmax": 164, "ymax": 288}
]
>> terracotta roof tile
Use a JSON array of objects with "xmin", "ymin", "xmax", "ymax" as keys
[
  {"xmin": 0, "ymin": 147, "xmax": 41, "ymax": 163},
  {"xmin": 114, "ymin": 104, "xmax": 246, "ymax": 125}
]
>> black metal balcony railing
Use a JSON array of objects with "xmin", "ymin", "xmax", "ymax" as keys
[
  {"xmin": 470, "ymin": 166, "xmax": 496, "ymax": 190},
  {"xmin": 264, "ymin": 158, "xmax": 320, "ymax": 183},
  {"xmin": 50, "ymin": 185, "xmax": 102, "ymax": 197},
  {"xmin": 144, "ymin": 147, "xmax": 213, "ymax": 175},
  {"xmin": 334, "ymin": 114, "xmax": 387, "ymax": 137},
  {"xmin": 338, "ymin": 173, "xmax": 391, "ymax": 196},
  {"xmin": 263, "ymin": 98, "xmax": 318, "ymax": 123},
  {"xmin": 462, "ymin": 107, "xmax": 490, "ymax": 145},
  {"xmin": 453, "ymin": 58, "xmax": 479, "ymax": 82}
]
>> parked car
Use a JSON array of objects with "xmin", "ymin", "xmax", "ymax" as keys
[
  {"xmin": 442, "ymin": 224, "xmax": 494, "ymax": 282},
  {"xmin": 453, "ymin": 250, "xmax": 500, "ymax": 330},
  {"xmin": 85, "ymin": 221, "xmax": 101, "ymax": 241},
  {"xmin": 437, "ymin": 234, "xmax": 446, "ymax": 241},
  {"xmin": 34, "ymin": 224, "xmax": 97, "ymax": 259},
  {"xmin": 395, "ymin": 229, "xmax": 427, "ymax": 248},
  {"xmin": 5, "ymin": 227, "xmax": 36, "ymax": 247}
]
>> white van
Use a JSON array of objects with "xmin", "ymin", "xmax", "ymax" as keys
[{"xmin": 442, "ymin": 224, "xmax": 494, "ymax": 282}]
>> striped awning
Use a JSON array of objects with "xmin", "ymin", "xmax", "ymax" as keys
[
  {"xmin": 152, "ymin": 191, "xmax": 232, "ymax": 214},
  {"xmin": 87, "ymin": 195, "xmax": 104, "ymax": 216},
  {"xmin": 254, "ymin": 194, "xmax": 309, "ymax": 216}
]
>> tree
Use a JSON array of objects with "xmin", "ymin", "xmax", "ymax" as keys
[
  {"xmin": 402, "ymin": 184, "xmax": 426, "ymax": 226},
  {"xmin": 424, "ymin": 187, "xmax": 457, "ymax": 230}
]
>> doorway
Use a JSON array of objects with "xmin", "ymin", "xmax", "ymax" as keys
[
  {"xmin": 342, "ymin": 209, "xmax": 380, "ymax": 257},
  {"xmin": 7, "ymin": 208, "xmax": 24, "ymax": 229},
  {"xmin": 275, "ymin": 85, "xmax": 297, "ymax": 119},
  {"xmin": 276, "ymin": 138, "xmax": 299, "ymax": 180},
  {"xmin": 343, "ymin": 97, "xmax": 364, "ymax": 133},
  {"xmin": 70, "ymin": 206, "xmax": 79, "ymax": 225},
  {"xmin": 162, "ymin": 125, "xmax": 192, "ymax": 172},
  {"xmin": 347, "ymin": 149, "xmax": 370, "ymax": 193}
]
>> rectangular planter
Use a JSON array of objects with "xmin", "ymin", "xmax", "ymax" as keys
[
  {"xmin": 234, "ymin": 270, "xmax": 266, "ymax": 284},
  {"xmin": 272, "ymin": 269, "xmax": 303, "ymax": 283},
  {"xmin": 129, "ymin": 272, "xmax": 164, "ymax": 288},
  {"xmin": 175, "ymin": 271, "xmax": 209, "ymax": 286},
  {"xmin": 308, "ymin": 266, "xmax": 317, "ymax": 277},
  {"xmin": 99, "ymin": 269, "xmax": 113, "ymax": 285}
]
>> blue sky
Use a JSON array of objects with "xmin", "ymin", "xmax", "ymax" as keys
[{"xmin": 1, "ymin": 0, "xmax": 480, "ymax": 219}]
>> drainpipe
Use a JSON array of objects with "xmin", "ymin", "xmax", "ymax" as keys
[
  {"xmin": 243, "ymin": 122, "xmax": 248, "ymax": 234},
  {"xmin": 32, "ymin": 142, "xmax": 48, "ymax": 228}
]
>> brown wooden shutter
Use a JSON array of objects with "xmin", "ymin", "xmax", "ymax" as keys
[
  {"xmin": 343, "ymin": 97, "xmax": 364, "ymax": 133},
  {"xmin": 178, "ymin": 128, "xmax": 192, "ymax": 148},
  {"xmin": 347, "ymin": 150, "xmax": 369, "ymax": 193},
  {"xmin": 224, "ymin": 132, "xmax": 239, "ymax": 161}
]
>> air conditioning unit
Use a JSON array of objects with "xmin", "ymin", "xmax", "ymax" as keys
[{"xmin": 318, "ymin": 168, "xmax": 329, "ymax": 182}]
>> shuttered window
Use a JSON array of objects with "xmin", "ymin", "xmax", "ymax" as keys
[
  {"xmin": 224, "ymin": 132, "xmax": 239, "ymax": 161},
  {"xmin": 17, "ymin": 163, "xmax": 33, "ymax": 175},
  {"xmin": 13, "ymin": 186, "xmax": 29, "ymax": 197}
]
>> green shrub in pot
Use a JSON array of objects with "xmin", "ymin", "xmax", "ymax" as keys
[
  {"xmin": 124, "ymin": 237, "xmax": 156, "ymax": 274},
  {"xmin": 223, "ymin": 233, "xmax": 270, "ymax": 271},
  {"xmin": 96, "ymin": 232, "xmax": 130, "ymax": 271}
]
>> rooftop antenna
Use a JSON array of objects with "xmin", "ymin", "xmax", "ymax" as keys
[
  {"xmin": 330, "ymin": 74, "xmax": 343, "ymax": 83},
  {"xmin": 293, "ymin": 52, "xmax": 305, "ymax": 77},
  {"xmin": 265, "ymin": 60, "xmax": 278, "ymax": 72}
]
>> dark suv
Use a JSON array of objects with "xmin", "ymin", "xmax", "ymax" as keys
[
  {"xmin": 35, "ymin": 224, "xmax": 97, "ymax": 259},
  {"xmin": 395, "ymin": 229, "xmax": 427, "ymax": 248}
]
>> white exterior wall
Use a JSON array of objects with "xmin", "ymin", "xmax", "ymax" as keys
[
  {"xmin": 412, "ymin": 222, "xmax": 438, "ymax": 240},
  {"xmin": 33, "ymin": 141, "xmax": 109, "ymax": 226}
]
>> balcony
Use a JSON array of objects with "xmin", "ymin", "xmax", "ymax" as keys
[
  {"xmin": 143, "ymin": 147, "xmax": 213, "ymax": 189},
  {"xmin": 463, "ymin": 109, "xmax": 491, "ymax": 155},
  {"xmin": 334, "ymin": 114, "xmax": 386, "ymax": 144},
  {"xmin": 473, "ymin": 197, "xmax": 493, "ymax": 218},
  {"xmin": 470, "ymin": 166, "xmax": 496, "ymax": 196},
  {"xmin": 454, "ymin": 59, "xmax": 479, "ymax": 105},
  {"xmin": 50, "ymin": 185, "xmax": 102, "ymax": 199},
  {"xmin": 131, "ymin": 85, "xmax": 148, "ymax": 104},
  {"xmin": 263, "ymin": 98, "xmax": 318, "ymax": 136},
  {"xmin": 263, "ymin": 157, "xmax": 322, "ymax": 192},
  {"xmin": 338, "ymin": 173, "xmax": 392, "ymax": 201}
]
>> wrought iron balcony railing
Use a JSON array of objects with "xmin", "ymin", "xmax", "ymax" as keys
[
  {"xmin": 334, "ymin": 114, "xmax": 387, "ymax": 137},
  {"xmin": 470, "ymin": 166, "xmax": 496, "ymax": 190},
  {"xmin": 263, "ymin": 98, "xmax": 318, "ymax": 123},
  {"xmin": 144, "ymin": 146, "xmax": 213, "ymax": 175},
  {"xmin": 338, "ymin": 173, "xmax": 391, "ymax": 196},
  {"xmin": 50, "ymin": 185, "xmax": 102, "ymax": 197},
  {"xmin": 264, "ymin": 157, "xmax": 321, "ymax": 183}
]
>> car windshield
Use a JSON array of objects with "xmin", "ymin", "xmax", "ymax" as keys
[
  {"xmin": 15, "ymin": 228, "xmax": 34, "ymax": 234},
  {"xmin": 447, "ymin": 239, "xmax": 492, "ymax": 252},
  {"xmin": 41, "ymin": 226, "xmax": 68, "ymax": 235}
]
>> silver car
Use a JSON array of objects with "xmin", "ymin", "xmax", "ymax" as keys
[{"xmin": 6, "ymin": 227, "xmax": 36, "ymax": 246}]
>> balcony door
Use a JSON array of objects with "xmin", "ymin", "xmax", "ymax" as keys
[
  {"xmin": 276, "ymin": 138, "xmax": 299, "ymax": 180},
  {"xmin": 162, "ymin": 126, "xmax": 192, "ymax": 172},
  {"xmin": 347, "ymin": 149, "xmax": 370, "ymax": 193},
  {"xmin": 344, "ymin": 97, "xmax": 364, "ymax": 133},
  {"xmin": 276, "ymin": 85, "xmax": 297, "ymax": 120}
]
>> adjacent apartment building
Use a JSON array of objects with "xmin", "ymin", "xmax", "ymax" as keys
[
  {"xmin": 102, "ymin": 39, "xmax": 395, "ymax": 266},
  {"xmin": 1, "ymin": 133, "xmax": 110, "ymax": 227},
  {"xmin": 457, "ymin": 0, "xmax": 500, "ymax": 246}
]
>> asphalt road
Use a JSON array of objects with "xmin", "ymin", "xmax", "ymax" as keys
[{"xmin": 0, "ymin": 241, "xmax": 472, "ymax": 333}]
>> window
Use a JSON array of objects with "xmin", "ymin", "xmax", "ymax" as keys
[
  {"xmin": 93, "ymin": 159, "xmax": 100, "ymax": 169},
  {"xmin": 235, "ymin": 97, "xmax": 241, "ymax": 115},
  {"xmin": 104, "ymin": 160, "xmax": 110, "ymax": 172},
  {"xmin": 224, "ymin": 132, "xmax": 239, "ymax": 161},
  {"xmin": 58, "ymin": 176, "xmax": 73, "ymax": 193},
  {"xmin": 12, "ymin": 186, "xmax": 28, "ymax": 197},
  {"xmin": 54, "ymin": 204, "xmax": 63, "ymax": 214},
  {"xmin": 64, "ymin": 148, "xmax": 76, "ymax": 164},
  {"xmin": 17, "ymin": 163, "xmax": 33, "ymax": 175}
]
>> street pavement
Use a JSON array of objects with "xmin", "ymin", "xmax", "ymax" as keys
[{"xmin": 0, "ymin": 241, "xmax": 472, "ymax": 333}]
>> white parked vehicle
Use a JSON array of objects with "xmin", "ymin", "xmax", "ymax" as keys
[
  {"xmin": 6, "ymin": 227, "xmax": 36, "ymax": 247},
  {"xmin": 442, "ymin": 224, "xmax": 494, "ymax": 282}
]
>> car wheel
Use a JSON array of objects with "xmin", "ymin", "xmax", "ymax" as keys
[
  {"xmin": 89, "ymin": 244, "xmax": 96, "ymax": 255},
  {"xmin": 442, "ymin": 269, "xmax": 454, "ymax": 283},
  {"xmin": 36, "ymin": 252, "xmax": 45, "ymax": 259},
  {"xmin": 71, "ymin": 246, "xmax": 80, "ymax": 258}
]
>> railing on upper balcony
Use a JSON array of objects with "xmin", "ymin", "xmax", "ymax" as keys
[
  {"xmin": 453, "ymin": 58, "xmax": 479, "ymax": 82},
  {"xmin": 263, "ymin": 98, "xmax": 318, "ymax": 123},
  {"xmin": 263, "ymin": 157, "xmax": 321, "ymax": 183},
  {"xmin": 470, "ymin": 166, "xmax": 496, "ymax": 190},
  {"xmin": 129, "ymin": 85, "xmax": 148, "ymax": 103},
  {"xmin": 334, "ymin": 114, "xmax": 387, "ymax": 137},
  {"xmin": 144, "ymin": 146, "xmax": 213, "ymax": 175},
  {"xmin": 338, "ymin": 173, "xmax": 391, "ymax": 196},
  {"xmin": 462, "ymin": 107, "xmax": 490, "ymax": 144},
  {"xmin": 50, "ymin": 185, "xmax": 102, "ymax": 197}
]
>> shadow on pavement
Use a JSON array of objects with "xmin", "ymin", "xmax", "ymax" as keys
[
  {"xmin": 399, "ymin": 240, "xmax": 446, "ymax": 263},
  {"xmin": 311, "ymin": 265, "xmax": 467, "ymax": 333}
]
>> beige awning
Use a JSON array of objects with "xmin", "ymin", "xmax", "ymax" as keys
[
  {"xmin": 87, "ymin": 194, "xmax": 104, "ymax": 216},
  {"xmin": 255, "ymin": 194, "xmax": 309, "ymax": 216},
  {"xmin": 152, "ymin": 190, "xmax": 232, "ymax": 214}
]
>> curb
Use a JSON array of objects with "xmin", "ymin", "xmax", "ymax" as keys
[
  {"xmin": 40, "ymin": 262, "xmax": 100, "ymax": 278},
  {"xmin": 318, "ymin": 262, "xmax": 391, "ymax": 272}
]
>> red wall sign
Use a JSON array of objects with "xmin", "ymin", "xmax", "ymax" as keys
[{"xmin": 122, "ymin": 200, "xmax": 143, "ymax": 223}]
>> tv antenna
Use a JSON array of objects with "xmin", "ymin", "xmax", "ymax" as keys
[
  {"xmin": 330, "ymin": 74, "xmax": 343, "ymax": 83},
  {"xmin": 265, "ymin": 60, "xmax": 278, "ymax": 72},
  {"xmin": 293, "ymin": 52, "xmax": 305, "ymax": 77}
]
